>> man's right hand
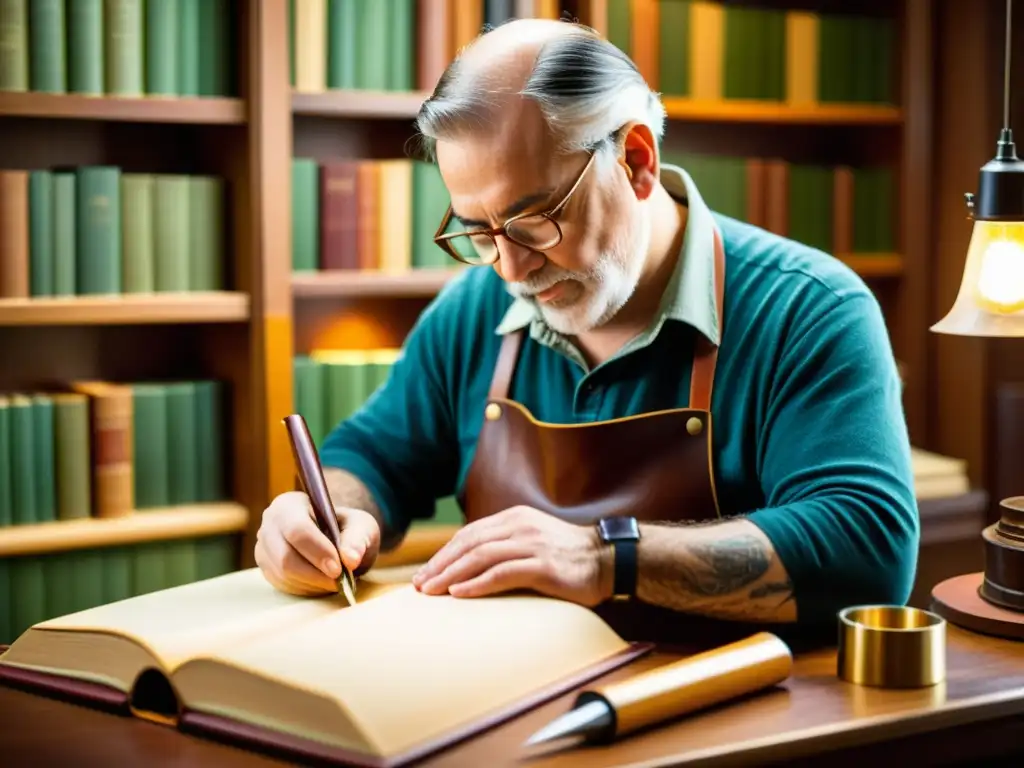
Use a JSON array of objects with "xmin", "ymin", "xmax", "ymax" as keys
[{"xmin": 255, "ymin": 491, "xmax": 381, "ymax": 596}]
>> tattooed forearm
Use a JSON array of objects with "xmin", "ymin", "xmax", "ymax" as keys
[
  {"xmin": 323, "ymin": 468, "xmax": 404, "ymax": 551},
  {"xmin": 636, "ymin": 519, "xmax": 797, "ymax": 622}
]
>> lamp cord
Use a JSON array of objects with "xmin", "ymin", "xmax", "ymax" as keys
[{"xmin": 1005, "ymin": 0, "xmax": 1013, "ymax": 132}]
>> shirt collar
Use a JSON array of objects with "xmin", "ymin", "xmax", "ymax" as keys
[{"xmin": 495, "ymin": 162, "xmax": 720, "ymax": 347}]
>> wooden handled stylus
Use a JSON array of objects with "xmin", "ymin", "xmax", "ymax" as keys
[{"xmin": 523, "ymin": 632, "xmax": 793, "ymax": 747}]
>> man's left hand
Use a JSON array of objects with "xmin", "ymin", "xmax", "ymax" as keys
[{"xmin": 411, "ymin": 506, "xmax": 613, "ymax": 606}]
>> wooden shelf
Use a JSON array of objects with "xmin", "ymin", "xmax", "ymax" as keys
[
  {"xmin": 291, "ymin": 269, "xmax": 464, "ymax": 298},
  {"xmin": 0, "ymin": 92, "xmax": 246, "ymax": 124},
  {"xmin": 839, "ymin": 253, "xmax": 905, "ymax": 277},
  {"xmin": 291, "ymin": 256, "xmax": 901, "ymax": 300},
  {"xmin": 0, "ymin": 292, "xmax": 251, "ymax": 325},
  {"xmin": 661, "ymin": 98, "xmax": 903, "ymax": 125},
  {"xmin": 0, "ymin": 503, "xmax": 249, "ymax": 558},
  {"xmin": 291, "ymin": 89, "xmax": 901, "ymax": 126}
]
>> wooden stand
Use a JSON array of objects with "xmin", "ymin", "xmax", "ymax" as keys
[{"xmin": 931, "ymin": 497, "xmax": 1024, "ymax": 641}]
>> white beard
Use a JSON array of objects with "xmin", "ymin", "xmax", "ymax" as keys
[{"xmin": 508, "ymin": 210, "xmax": 651, "ymax": 336}]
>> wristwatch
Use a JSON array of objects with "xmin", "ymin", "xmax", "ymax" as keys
[{"xmin": 597, "ymin": 516, "xmax": 641, "ymax": 600}]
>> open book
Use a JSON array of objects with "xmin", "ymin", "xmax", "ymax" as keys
[{"xmin": 0, "ymin": 566, "xmax": 649, "ymax": 767}]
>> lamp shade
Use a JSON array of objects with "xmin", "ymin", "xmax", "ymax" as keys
[{"xmin": 932, "ymin": 219, "xmax": 1024, "ymax": 337}]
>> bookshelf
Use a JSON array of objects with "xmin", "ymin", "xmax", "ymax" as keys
[{"xmin": 0, "ymin": 0, "xmax": 936, "ymax": 643}]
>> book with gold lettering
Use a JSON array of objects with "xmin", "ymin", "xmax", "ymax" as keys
[{"xmin": 0, "ymin": 567, "xmax": 649, "ymax": 767}]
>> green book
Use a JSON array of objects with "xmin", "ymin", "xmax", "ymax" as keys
[
  {"xmin": 325, "ymin": 357, "xmax": 371, "ymax": 429},
  {"xmin": 166, "ymin": 382, "xmax": 198, "ymax": 504},
  {"xmin": 163, "ymin": 538, "xmax": 199, "ymax": 588},
  {"xmin": 52, "ymin": 172, "xmax": 77, "ymax": 296},
  {"xmin": 105, "ymin": 0, "xmax": 143, "ymax": 96},
  {"xmin": 193, "ymin": 380, "xmax": 225, "ymax": 502},
  {"xmin": 411, "ymin": 162, "xmax": 452, "ymax": 269},
  {"xmin": 29, "ymin": 0, "xmax": 66, "ymax": 93},
  {"xmin": 68, "ymin": 0, "xmax": 104, "ymax": 95},
  {"xmin": 9, "ymin": 394, "xmax": 36, "ymax": 525},
  {"xmin": 103, "ymin": 546, "xmax": 135, "ymax": 604},
  {"xmin": 195, "ymin": 534, "xmax": 237, "ymax": 580},
  {"xmin": 177, "ymin": 0, "xmax": 200, "ymax": 96},
  {"xmin": 31, "ymin": 394, "xmax": 57, "ymax": 523},
  {"xmin": 145, "ymin": 0, "xmax": 179, "ymax": 95},
  {"xmin": 387, "ymin": 0, "xmax": 414, "ymax": 91},
  {"xmin": 188, "ymin": 176, "xmax": 225, "ymax": 291},
  {"xmin": 0, "ymin": 396, "xmax": 12, "ymax": 526},
  {"xmin": 355, "ymin": 0, "xmax": 388, "ymax": 90},
  {"xmin": 291, "ymin": 158, "xmax": 319, "ymax": 272},
  {"xmin": 45, "ymin": 552, "xmax": 77, "ymax": 623},
  {"xmin": 153, "ymin": 175, "xmax": 190, "ymax": 291},
  {"xmin": 327, "ymin": 0, "xmax": 357, "ymax": 90},
  {"xmin": 132, "ymin": 384, "xmax": 170, "ymax": 509},
  {"xmin": 132, "ymin": 541, "xmax": 168, "ymax": 596},
  {"xmin": 29, "ymin": 170, "xmax": 55, "ymax": 297},
  {"xmin": 53, "ymin": 392, "xmax": 92, "ymax": 520},
  {"xmin": 293, "ymin": 356, "xmax": 327, "ymax": 448},
  {"xmin": 788, "ymin": 164, "xmax": 834, "ymax": 253},
  {"xmin": 0, "ymin": 0, "xmax": 28, "ymax": 92},
  {"xmin": 9, "ymin": 557, "xmax": 46, "ymax": 641},
  {"xmin": 76, "ymin": 166, "xmax": 122, "ymax": 295},
  {"xmin": 68, "ymin": 548, "xmax": 106, "ymax": 614},
  {"xmin": 606, "ymin": 0, "xmax": 630, "ymax": 57},
  {"xmin": 658, "ymin": 0, "xmax": 689, "ymax": 98},
  {"xmin": 198, "ymin": 0, "xmax": 231, "ymax": 96},
  {"xmin": 121, "ymin": 173, "xmax": 156, "ymax": 293}
]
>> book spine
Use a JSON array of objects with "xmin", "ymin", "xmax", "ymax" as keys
[
  {"xmin": 0, "ymin": 396, "xmax": 11, "ymax": 526},
  {"xmin": 177, "ymin": 0, "xmax": 200, "ymax": 95},
  {"xmin": 102, "ymin": 546, "xmax": 134, "ymax": 604},
  {"xmin": 52, "ymin": 172, "xmax": 77, "ymax": 296},
  {"xmin": 163, "ymin": 538, "xmax": 199, "ymax": 588},
  {"xmin": 53, "ymin": 393, "xmax": 92, "ymax": 520},
  {"xmin": 197, "ymin": 0, "xmax": 231, "ymax": 96},
  {"xmin": 74, "ymin": 383, "xmax": 134, "ymax": 518},
  {"xmin": 31, "ymin": 394, "xmax": 57, "ymax": 524},
  {"xmin": 29, "ymin": 170, "xmax": 55, "ymax": 297},
  {"xmin": 292, "ymin": 159, "xmax": 320, "ymax": 271},
  {"xmin": 105, "ymin": 0, "xmax": 144, "ymax": 96},
  {"xmin": 145, "ymin": 0, "xmax": 179, "ymax": 95},
  {"xmin": 28, "ymin": 0, "xmax": 66, "ymax": 93},
  {"xmin": 9, "ymin": 394, "xmax": 36, "ymax": 525},
  {"xmin": 188, "ymin": 176, "xmax": 225, "ymax": 291},
  {"xmin": 153, "ymin": 174, "xmax": 190, "ymax": 291},
  {"xmin": 166, "ymin": 382, "xmax": 198, "ymax": 504},
  {"xmin": 0, "ymin": 169, "xmax": 29, "ymax": 298},
  {"xmin": 319, "ymin": 161, "xmax": 360, "ymax": 270},
  {"xmin": 132, "ymin": 384, "xmax": 170, "ymax": 509},
  {"xmin": 68, "ymin": 0, "xmax": 104, "ymax": 95},
  {"xmin": 76, "ymin": 166, "xmax": 122, "ymax": 295},
  {"xmin": 388, "ymin": 0, "xmax": 414, "ymax": 91},
  {"xmin": 121, "ymin": 173, "xmax": 156, "ymax": 293},
  {"xmin": 416, "ymin": 0, "xmax": 449, "ymax": 92},
  {"xmin": 293, "ymin": 356, "xmax": 327, "ymax": 449},
  {"xmin": 10, "ymin": 557, "xmax": 46, "ymax": 641},
  {"xmin": 0, "ymin": 0, "xmax": 28, "ymax": 92}
]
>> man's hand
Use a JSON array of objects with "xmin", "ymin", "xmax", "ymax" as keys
[
  {"xmin": 255, "ymin": 491, "xmax": 381, "ymax": 597},
  {"xmin": 411, "ymin": 506, "xmax": 612, "ymax": 605}
]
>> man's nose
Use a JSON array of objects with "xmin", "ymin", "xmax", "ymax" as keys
[{"xmin": 495, "ymin": 237, "xmax": 544, "ymax": 283}]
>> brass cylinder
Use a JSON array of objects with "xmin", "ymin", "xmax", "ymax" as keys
[
  {"xmin": 594, "ymin": 632, "xmax": 793, "ymax": 737},
  {"xmin": 837, "ymin": 605, "xmax": 946, "ymax": 688}
]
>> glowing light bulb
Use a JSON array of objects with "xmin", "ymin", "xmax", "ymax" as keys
[{"xmin": 974, "ymin": 237, "xmax": 1024, "ymax": 314}]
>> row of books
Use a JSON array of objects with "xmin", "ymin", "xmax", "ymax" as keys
[
  {"xmin": 608, "ymin": 1, "xmax": 895, "ymax": 105},
  {"xmin": 0, "ymin": 379, "xmax": 227, "ymax": 526},
  {"xmin": 664, "ymin": 152, "xmax": 896, "ymax": 257},
  {"xmin": 289, "ymin": 0, "xmax": 560, "ymax": 94},
  {"xmin": 291, "ymin": 157, "xmax": 453, "ymax": 274},
  {"xmin": 0, "ymin": 533, "xmax": 237, "ymax": 645},
  {"xmin": 293, "ymin": 351, "xmax": 462, "ymax": 526},
  {"xmin": 0, "ymin": 167, "xmax": 226, "ymax": 300},
  {"xmin": 0, "ymin": 0, "xmax": 235, "ymax": 98}
]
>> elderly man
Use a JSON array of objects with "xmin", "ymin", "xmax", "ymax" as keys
[{"xmin": 255, "ymin": 19, "xmax": 918, "ymax": 636}]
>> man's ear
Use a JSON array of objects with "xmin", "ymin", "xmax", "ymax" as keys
[{"xmin": 619, "ymin": 122, "xmax": 659, "ymax": 201}]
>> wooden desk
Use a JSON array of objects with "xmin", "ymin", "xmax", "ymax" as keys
[{"xmin": 1, "ymin": 624, "xmax": 1023, "ymax": 767}]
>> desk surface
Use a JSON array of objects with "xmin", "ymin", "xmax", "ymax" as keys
[{"xmin": 2, "ymin": 624, "xmax": 1023, "ymax": 767}]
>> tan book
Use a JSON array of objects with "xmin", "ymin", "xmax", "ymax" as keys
[
  {"xmin": 690, "ymin": 1, "xmax": 724, "ymax": 101},
  {"xmin": 0, "ymin": 567, "xmax": 647, "ymax": 767},
  {"xmin": 785, "ymin": 11, "xmax": 819, "ymax": 106}
]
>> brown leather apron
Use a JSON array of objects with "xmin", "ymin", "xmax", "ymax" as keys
[{"xmin": 459, "ymin": 225, "xmax": 729, "ymax": 646}]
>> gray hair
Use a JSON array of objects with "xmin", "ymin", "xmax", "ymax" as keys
[{"xmin": 413, "ymin": 24, "xmax": 666, "ymax": 161}]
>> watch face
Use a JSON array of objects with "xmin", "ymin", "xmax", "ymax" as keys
[{"xmin": 598, "ymin": 516, "xmax": 640, "ymax": 541}]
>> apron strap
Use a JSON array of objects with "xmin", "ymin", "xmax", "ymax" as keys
[
  {"xmin": 689, "ymin": 226, "xmax": 726, "ymax": 411},
  {"xmin": 488, "ymin": 328, "xmax": 524, "ymax": 399}
]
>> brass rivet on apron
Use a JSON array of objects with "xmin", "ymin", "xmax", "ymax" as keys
[
  {"xmin": 686, "ymin": 417, "xmax": 703, "ymax": 436},
  {"xmin": 485, "ymin": 403, "xmax": 502, "ymax": 421}
]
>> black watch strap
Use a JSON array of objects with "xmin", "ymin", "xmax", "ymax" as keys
[{"xmin": 612, "ymin": 538, "xmax": 638, "ymax": 598}]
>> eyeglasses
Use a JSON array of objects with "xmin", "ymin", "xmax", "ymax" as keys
[{"xmin": 433, "ymin": 151, "xmax": 598, "ymax": 266}]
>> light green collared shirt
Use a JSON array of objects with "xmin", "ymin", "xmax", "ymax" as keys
[{"xmin": 494, "ymin": 164, "xmax": 720, "ymax": 369}]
